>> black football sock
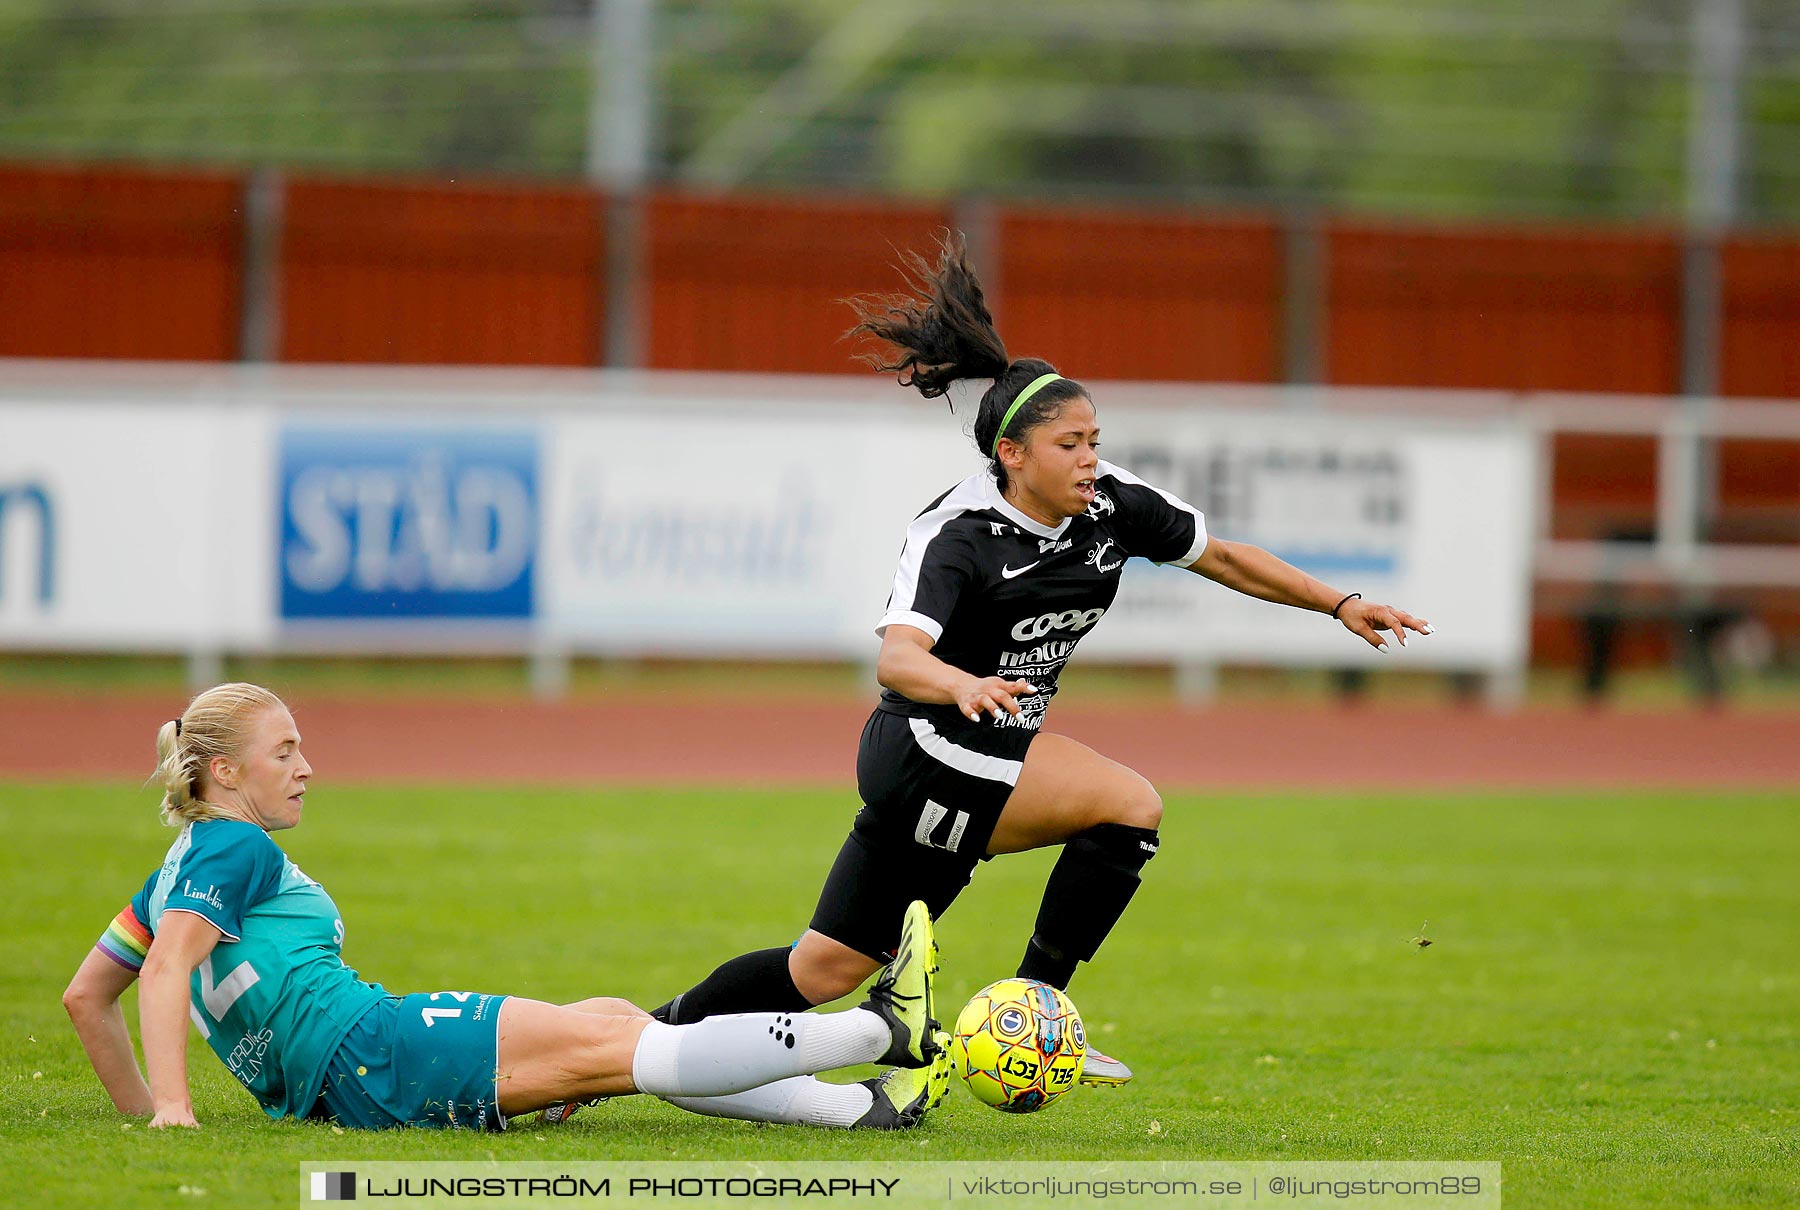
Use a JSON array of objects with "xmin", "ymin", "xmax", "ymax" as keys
[
  {"xmin": 650, "ymin": 946, "xmax": 814, "ymax": 1025},
  {"xmin": 1017, "ymin": 936, "xmax": 1078, "ymax": 988},
  {"xmin": 1016, "ymin": 822, "xmax": 1160, "ymax": 990}
]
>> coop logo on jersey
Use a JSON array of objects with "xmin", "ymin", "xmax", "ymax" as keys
[
  {"xmin": 1010, "ymin": 607, "xmax": 1107, "ymax": 642},
  {"xmin": 279, "ymin": 426, "xmax": 538, "ymax": 619},
  {"xmin": 1085, "ymin": 489, "xmax": 1115, "ymax": 520}
]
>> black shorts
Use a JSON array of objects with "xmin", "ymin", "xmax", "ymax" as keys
[{"xmin": 808, "ymin": 708, "xmax": 1038, "ymax": 962}]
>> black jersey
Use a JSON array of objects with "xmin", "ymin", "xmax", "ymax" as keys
[{"xmin": 875, "ymin": 460, "xmax": 1207, "ymax": 755}]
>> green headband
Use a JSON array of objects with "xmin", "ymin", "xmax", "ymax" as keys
[{"xmin": 990, "ymin": 372, "xmax": 1064, "ymax": 457}]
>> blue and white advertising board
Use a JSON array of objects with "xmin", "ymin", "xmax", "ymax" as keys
[
  {"xmin": 0, "ymin": 400, "xmax": 270, "ymax": 649},
  {"xmin": 0, "ymin": 365, "xmax": 1537, "ymax": 677},
  {"xmin": 278, "ymin": 424, "xmax": 539, "ymax": 622},
  {"xmin": 1075, "ymin": 408, "xmax": 1534, "ymax": 668},
  {"xmin": 539, "ymin": 405, "xmax": 943, "ymax": 656}
]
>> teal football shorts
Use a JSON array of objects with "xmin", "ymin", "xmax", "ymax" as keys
[{"xmin": 314, "ymin": 991, "xmax": 510, "ymax": 1130}]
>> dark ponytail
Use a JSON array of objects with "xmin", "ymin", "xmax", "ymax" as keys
[{"xmin": 844, "ymin": 230, "xmax": 1087, "ymax": 491}]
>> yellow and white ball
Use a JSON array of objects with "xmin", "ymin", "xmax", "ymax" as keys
[{"xmin": 949, "ymin": 978, "xmax": 1085, "ymax": 1112}]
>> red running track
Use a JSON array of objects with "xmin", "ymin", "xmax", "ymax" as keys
[{"xmin": 5, "ymin": 694, "xmax": 1797, "ymax": 790}]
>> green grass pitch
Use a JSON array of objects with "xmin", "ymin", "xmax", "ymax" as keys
[{"xmin": 4, "ymin": 782, "xmax": 1796, "ymax": 1207}]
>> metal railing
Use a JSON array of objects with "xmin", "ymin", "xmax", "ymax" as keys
[{"xmin": 1523, "ymin": 393, "xmax": 1800, "ymax": 589}]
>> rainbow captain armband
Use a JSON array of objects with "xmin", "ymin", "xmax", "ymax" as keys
[{"xmin": 96, "ymin": 906, "xmax": 152, "ymax": 973}]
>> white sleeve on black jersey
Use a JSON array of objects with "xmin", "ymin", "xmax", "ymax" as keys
[
  {"xmin": 1097, "ymin": 460, "xmax": 1209, "ymax": 567},
  {"xmin": 876, "ymin": 479, "xmax": 987, "ymax": 642}
]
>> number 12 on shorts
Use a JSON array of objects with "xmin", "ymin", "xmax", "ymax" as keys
[{"xmin": 421, "ymin": 990, "xmax": 472, "ymax": 1027}]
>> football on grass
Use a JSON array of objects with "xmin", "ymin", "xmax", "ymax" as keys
[{"xmin": 949, "ymin": 977, "xmax": 1085, "ymax": 1112}]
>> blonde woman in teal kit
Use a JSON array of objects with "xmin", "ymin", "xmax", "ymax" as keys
[{"xmin": 66, "ymin": 682, "xmax": 948, "ymax": 1131}]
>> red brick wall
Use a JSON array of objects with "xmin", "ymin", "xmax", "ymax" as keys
[
  {"xmin": 279, "ymin": 175, "xmax": 604, "ymax": 366},
  {"xmin": 1720, "ymin": 235, "xmax": 1800, "ymax": 400},
  {"xmin": 1328, "ymin": 220, "xmax": 1682, "ymax": 394},
  {"xmin": 0, "ymin": 162, "xmax": 242, "ymax": 360},
  {"xmin": 996, "ymin": 205, "xmax": 1282, "ymax": 383},
  {"xmin": 644, "ymin": 191, "xmax": 954, "ymax": 373}
]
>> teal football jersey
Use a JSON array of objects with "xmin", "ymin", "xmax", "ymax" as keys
[{"xmin": 103, "ymin": 819, "xmax": 386, "ymax": 1119}]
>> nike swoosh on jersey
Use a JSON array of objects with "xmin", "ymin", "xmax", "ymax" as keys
[{"xmin": 1000, "ymin": 562, "xmax": 1041, "ymax": 579}]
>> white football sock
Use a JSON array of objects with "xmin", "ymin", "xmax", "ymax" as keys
[
  {"xmin": 663, "ymin": 1076, "xmax": 876, "ymax": 1128},
  {"xmin": 630, "ymin": 1009, "xmax": 889, "ymax": 1097}
]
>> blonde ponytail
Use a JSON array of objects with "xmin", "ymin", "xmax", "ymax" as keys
[{"xmin": 152, "ymin": 683, "xmax": 288, "ymax": 827}]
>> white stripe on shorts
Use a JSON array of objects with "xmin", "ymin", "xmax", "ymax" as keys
[{"xmin": 908, "ymin": 717, "xmax": 1025, "ymax": 786}]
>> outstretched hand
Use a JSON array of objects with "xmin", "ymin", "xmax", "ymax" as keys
[{"xmin": 1338, "ymin": 599, "xmax": 1432, "ymax": 652}]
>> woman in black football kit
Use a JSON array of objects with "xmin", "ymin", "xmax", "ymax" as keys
[{"xmin": 653, "ymin": 234, "xmax": 1431, "ymax": 1085}]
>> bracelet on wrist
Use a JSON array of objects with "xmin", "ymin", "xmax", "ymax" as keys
[{"xmin": 1330, "ymin": 592, "xmax": 1362, "ymax": 620}]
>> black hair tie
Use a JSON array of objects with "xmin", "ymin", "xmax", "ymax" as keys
[{"xmin": 173, "ymin": 718, "xmax": 183, "ymax": 737}]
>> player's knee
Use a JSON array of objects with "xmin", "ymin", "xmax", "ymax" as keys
[
  {"xmin": 792, "ymin": 956, "xmax": 868, "ymax": 1005},
  {"xmin": 1107, "ymin": 775, "xmax": 1162, "ymax": 831},
  {"xmin": 576, "ymin": 1012, "xmax": 650, "ymax": 1083},
  {"xmin": 570, "ymin": 996, "xmax": 649, "ymax": 1018},
  {"xmin": 788, "ymin": 941, "xmax": 878, "ymax": 1005}
]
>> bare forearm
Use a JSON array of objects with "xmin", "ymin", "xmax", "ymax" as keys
[
  {"xmin": 1194, "ymin": 539, "xmax": 1341, "ymax": 613},
  {"xmin": 138, "ymin": 964, "xmax": 194, "ymax": 1118},
  {"xmin": 67, "ymin": 999, "xmax": 152, "ymax": 1115},
  {"xmin": 1193, "ymin": 537, "xmax": 1433, "ymax": 652},
  {"xmin": 877, "ymin": 638, "xmax": 979, "ymax": 705},
  {"xmin": 877, "ymin": 626, "xmax": 1037, "ymax": 722}
]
